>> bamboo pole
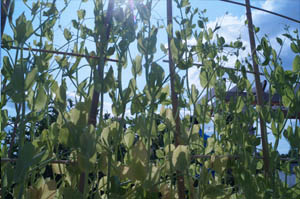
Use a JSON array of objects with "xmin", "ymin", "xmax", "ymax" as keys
[
  {"xmin": 245, "ymin": 0, "xmax": 270, "ymax": 177},
  {"xmin": 1, "ymin": 0, "xmax": 11, "ymax": 37},
  {"xmin": 166, "ymin": 1, "xmax": 185, "ymax": 198},
  {"xmin": 79, "ymin": 0, "xmax": 115, "ymax": 194}
]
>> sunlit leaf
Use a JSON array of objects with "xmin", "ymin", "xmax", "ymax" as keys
[
  {"xmin": 34, "ymin": 86, "xmax": 45, "ymax": 111},
  {"xmin": 293, "ymin": 55, "xmax": 300, "ymax": 72},
  {"xmin": 24, "ymin": 68, "xmax": 38, "ymax": 90},
  {"xmin": 63, "ymin": 28, "xmax": 72, "ymax": 41},
  {"xmin": 172, "ymin": 145, "xmax": 189, "ymax": 170}
]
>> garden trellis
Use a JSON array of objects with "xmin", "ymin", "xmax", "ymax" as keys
[{"xmin": 1, "ymin": 0, "xmax": 300, "ymax": 198}]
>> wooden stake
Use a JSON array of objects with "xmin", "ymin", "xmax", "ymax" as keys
[
  {"xmin": 245, "ymin": 0, "xmax": 270, "ymax": 177},
  {"xmin": 166, "ymin": 0, "xmax": 185, "ymax": 198},
  {"xmin": 79, "ymin": 0, "xmax": 115, "ymax": 194}
]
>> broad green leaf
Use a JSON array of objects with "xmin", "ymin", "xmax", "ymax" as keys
[
  {"xmin": 77, "ymin": 9, "xmax": 86, "ymax": 20},
  {"xmin": 137, "ymin": 36, "xmax": 146, "ymax": 55},
  {"xmin": 158, "ymin": 123, "xmax": 166, "ymax": 131},
  {"xmin": 132, "ymin": 140, "xmax": 148, "ymax": 164},
  {"xmin": 58, "ymin": 128, "xmax": 69, "ymax": 146},
  {"xmin": 35, "ymin": 85, "xmax": 47, "ymax": 111},
  {"xmin": 276, "ymin": 37, "xmax": 283, "ymax": 46},
  {"xmin": 204, "ymin": 184, "xmax": 228, "ymax": 198},
  {"xmin": 198, "ymin": 20, "xmax": 204, "ymax": 28},
  {"xmin": 208, "ymin": 28, "xmax": 213, "ymax": 40},
  {"xmin": 2, "ymin": 56, "xmax": 13, "ymax": 78},
  {"xmin": 156, "ymin": 149, "xmax": 164, "ymax": 158},
  {"xmin": 80, "ymin": 125, "xmax": 96, "ymax": 158},
  {"xmin": 282, "ymin": 95, "xmax": 291, "ymax": 107},
  {"xmin": 170, "ymin": 39, "xmax": 179, "ymax": 62},
  {"xmin": 236, "ymin": 97, "xmax": 245, "ymax": 113},
  {"xmin": 191, "ymin": 84, "xmax": 198, "ymax": 103},
  {"xmin": 291, "ymin": 42, "xmax": 299, "ymax": 53},
  {"xmin": 14, "ymin": 13, "xmax": 27, "ymax": 43},
  {"xmin": 127, "ymin": 159, "xmax": 147, "ymax": 181},
  {"xmin": 205, "ymin": 137, "xmax": 214, "ymax": 154},
  {"xmin": 124, "ymin": 130, "xmax": 135, "ymax": 148},
  {"xmin": 293, "ymin": 55, "xmax": 300, "ymax": 72},
  {"xmin": 63, "ymin": 28, "xmax": 72, "ymax": 41},
  {"xmin": 14, "ymin": 142, "xmax": 35, "ymax": 183},
  {"xmin": 131, "ymin": 55, "xmax": 142, "ymax": 76},
  {"xmin": 200, "ymin": 70, "xmax": 208, "ymax": 88},
  {"xmin": 1, "ymin": 34, "xmax": 13, "ymax": 49},
  {"xmin": 55, "ymin": 80, "xmax": 67, "ymax": 108},
  {"xmin": 70, "ymin": 108, "xmax": 88, "ymax": 128},
  {"xmin": 172, "ymin": 145, "xmax": 189, "ymax": 171}
]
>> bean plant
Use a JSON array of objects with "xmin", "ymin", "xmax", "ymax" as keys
[{"xmin": 1, "ymin": 0, "xmax": 299, "ymax": 198}]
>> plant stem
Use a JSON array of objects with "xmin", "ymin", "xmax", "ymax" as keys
[{"xmin": 166, "ymin": 0, "xmax": 185, "ymax": 198}]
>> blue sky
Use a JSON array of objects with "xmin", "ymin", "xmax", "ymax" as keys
[{"xmin": 2, "ymin": 0, "xmax": 300, "ymax": 154}]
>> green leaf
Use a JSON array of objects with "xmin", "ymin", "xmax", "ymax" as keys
[
  {"xmin": 191, "ymin": 84, "xmax": 198, "ymax": 103},
  {"xmin": 14, "ymin": 142, "xmax": 35, "ymax": 183},
  {"xmin": 132, "ymin": 55, "xmax": 142, "ymax": 76},
  {"xmin": 198, "ymin": 20, "xmax": 204, "ymax": 28},
  {"xmin": 205, "ymin": 137, "xmax": 214, "ymax": 154},
  {"xmin": 35, "ymin": 85, "xmax": 47, "ymax": 111},
  {"xmin": 127, "ymin": 159, "xmax": 147, "ymax": 181},
  {"xmin": 291, "ymin": 42, "xmax": 299, "ymax": 53},
  {"xmin": 236, "ymin": 96, "xmax": 245, "ymax": 113},
  {"xmin": 14, "ymin": 13, "xmax": 27, "ymax": 44},
  {"xmin": 63, "ymin": 28, "xmax": 72, "ymax": 41},
  {"xmin": 2, "ymin": 56, "xmax": 13, "ymax": 78},
  {"xmin": 80, "ymin": 125, "xmax": 96, "ymax": 158},
  {"xmin": 1, "ymin": 34, "xmax": 13, "ymax": 49},
  {"xmin": 55, "ymin": 80, "xmax": 67, "ymax": 107},
  {"xmin": 156, "ymin": 149, "xmax": 164, "ymax": 159},
  {"xmin": 101, "ymin": 66, "xmax": 115, "ymax": 93},
  {"xmin": 170, "ymin": 39, "xmax": 179, "ymax": 62},
  {"xmin": 70, "ymin": 108, "xmax": 88, "ymax": 128},
  {"xmin": 132, "ymin": 140, "xmax": 148, "ymax": 165},
  {"xmin": 124, "ymin": 130, "xmax": 135, "ymax": 148},
  {"xmin": 200, "ymin": 70, "xmax": 208, "ymax": 88},
  {"xmin": 25, "ymin": 68, "xmax": 38, "ymax": 90},
  {"xmin": 208, "ymin": 28, "xmax": 213, "ymax": 40},
  {"xmin": 158, "ymin": 123, "xmax": 166, "ymax": 131},
  {"xmin": 172, "ymin": 145, "xmax": 189, "ymax": 171},
  {"xmin": 58, "ymin": 128, "xmax": 70, "ymax": 146},
  {"xmin": 293, "ymin": 55, "xmax": 300, "ymax": 72},
  {"xmin": 276, "ymin": 37, "xmax": 283, "ymax": 46},
  {"xmin": 282, "ymin": 95, "xmax": 291, "ymax": 107},
  {"xmin": 77, "ymin": 9, "xmax": 86, "ymax": 20}
]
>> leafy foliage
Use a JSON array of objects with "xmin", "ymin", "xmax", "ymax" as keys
[{"xmin": 1, "ymin": 0, "xmax": 299, "ymax": 198}]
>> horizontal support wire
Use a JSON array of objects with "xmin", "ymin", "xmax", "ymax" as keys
[
  {"xmin": 220, "ymin": 0, "xmax": 300, "ymax": 23},
  {"xmin": 1, "ymin": 45, "xmax": 119, "ymax": 62},
  {"xmin": 162, "ymin": 60, "xmax": 265, "ymax": 75}
]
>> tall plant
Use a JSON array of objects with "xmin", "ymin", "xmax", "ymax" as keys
[{"xmin": 1, "ymin": 0, "xmax": 299, "ymax": 198}]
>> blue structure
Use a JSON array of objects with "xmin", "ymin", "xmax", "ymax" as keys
[
  {"xmin": 199, "ymin": 128, "xmax": 209, "ymax": 147},
  {"xmin": 198, "ymin": 128, "xmax": 215, "ymax": 177}
]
